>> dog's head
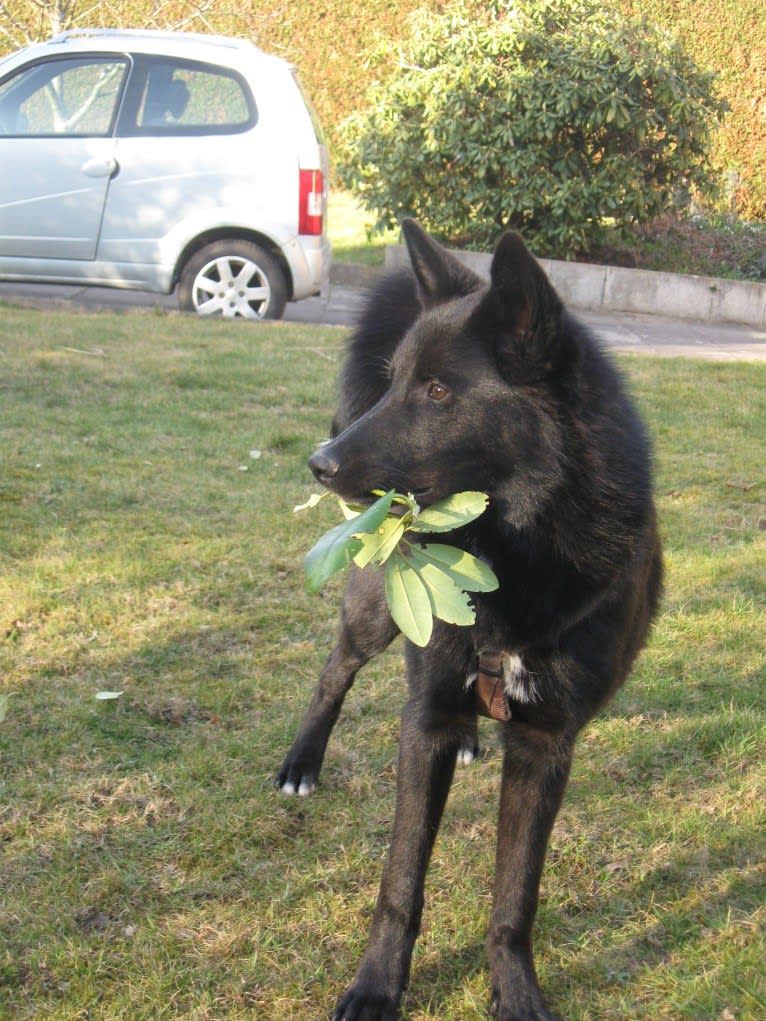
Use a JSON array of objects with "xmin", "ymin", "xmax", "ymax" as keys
[{"xmin": 310, "ymin": 220, "xmax": 575, "ymax": 516}]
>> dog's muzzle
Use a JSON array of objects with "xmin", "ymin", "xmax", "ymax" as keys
[{"xmin": 309, "ymin": 445, "xmax": 340, "ymax": 486}]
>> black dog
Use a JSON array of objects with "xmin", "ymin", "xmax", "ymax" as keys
[{"xmin": 278, "ymin": 221, "xmax": 663, "ymax": 1021}]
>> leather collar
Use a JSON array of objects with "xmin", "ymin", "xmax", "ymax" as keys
[{"xmin": 474, "ymin": 650, "xmax": 513, "ymax": 722}]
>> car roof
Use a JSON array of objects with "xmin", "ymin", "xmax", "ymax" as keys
[{"xmin": 8, "ymin": 29, "xmax": 288, "ymax": 74}]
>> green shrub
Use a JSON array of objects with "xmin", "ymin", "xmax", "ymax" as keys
[{"xmin": 336, "ymin": 0, "xmax": 728, "ymax": 254}]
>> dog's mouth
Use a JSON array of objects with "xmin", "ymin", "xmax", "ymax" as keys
[
  {"xmin": 409, "ymin": 486, "xmax": 434, "ymax": 505},
  {"xmin": 308, "ymin": 445, "xmax": 436, "ymax": 507},
  {"xmin": 353, "ymin": 485, "xmax": 434, "ymax": 511}
]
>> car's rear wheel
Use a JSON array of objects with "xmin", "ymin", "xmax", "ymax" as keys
[{"xmin": 178, "ymin": 240, "xmax": 288, "ymax": 320}]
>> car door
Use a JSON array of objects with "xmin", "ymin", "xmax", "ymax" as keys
[
  {"xmin": 96, "ymin": 55, "xmax": 261, "ymax": 270},
  {"xmin": 0, "ymin": 54, "xmax": 128, "ymax": 260}
]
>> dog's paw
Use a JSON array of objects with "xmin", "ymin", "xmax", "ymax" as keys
[
  {"xmin": 457, "ymin": 736, "xmax": 480, "ymax": 766},
  {"xmin": 491, "ymin": 988, "xmax": 563, "ymax": 1021},
  {"xmin": 276, "ymin": 757, "xmax": 318, "ymax": 797},
  {"xmin": 278, "ymin": 775, "xmax": 316, "ymax": 797},
  {"xmin": 332, "ymin": 986, "xmax": 399, "ymax": 1021}
]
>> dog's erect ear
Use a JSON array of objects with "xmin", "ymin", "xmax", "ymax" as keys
[
  {"xmin": 484, "ymin": 231, "xmax": 569, "ymax": 373},
  {"xmin": 489, "ymin": 231, "xmax": 560, "ymax": 340},
  {"xmin": 401, "ymin": 218, "xmax": 483, "ymax": 308}
]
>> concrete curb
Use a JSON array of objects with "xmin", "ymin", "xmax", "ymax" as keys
[
  {"xmin": 329, "ymin": 262, "xmax": 382, "ymax": 288},
  {"xmin": 383, "ymin": 245, "xmax": 766, "ymax": 328}
]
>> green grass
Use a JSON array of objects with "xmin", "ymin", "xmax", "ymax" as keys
[
  {"xmin": 1, "ymin": 306, "xmax": 764, "ymax": 1021},
  {"xmin": 329, "ymin": 191, "xmax": 400, "ymax": 265}
]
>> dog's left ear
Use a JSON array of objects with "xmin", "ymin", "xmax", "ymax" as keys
[
  {"xmin": 402, "ymin": 218, "xmax": 484, "ymax": 308},
  {"xmin": 483, "ymin": 232, "xmax": 570, "ymax": 375}
]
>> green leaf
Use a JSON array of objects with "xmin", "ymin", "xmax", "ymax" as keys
[
  {"xmin": 0, "ymin": 692, "xmax": 11, "ymax": 723},
  {"xmin": 406, "ymin": 543, "xmax": 499, "ymax": 593},
  {"xmin": 304, "ymin": 517, "xmax": 363, "ymax": 591},
  {"xmin": 384, "ymin": 551, "xmax": 434, "ymax": 646},
  {"xmin": 353, "ymin": 515, "xmax": 407, "ymax": 568},
  {"xmin": 410, "ymin": 491, "xmax": 490, "ymax": 533},
  {"xmin": 304, "ymin": 490, "xmax": 395, "ymax": 592},
  {"xmin": 293, "ymin": 492, "xmax": 328, "ymax": 513},
  {"xmin": 415, "ymin": 559, "xmax": 476, "ymax": 626},
  {"xmin": 95, "ymin": 691, "xmax": 124, "ymax": 701},
  {"xmin": 338, "ymin": 497, "xmax": 364, "ymax": 521},
  {"xmin": 300, "ymin": 488, "xmax": 496, "ymax": 641}
]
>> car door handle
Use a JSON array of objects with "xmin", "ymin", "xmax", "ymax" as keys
[{"xmin": 82, "ymin": 157, "xmax": 119, "ymax": 178}]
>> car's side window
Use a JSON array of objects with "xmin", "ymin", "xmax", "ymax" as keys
[
  {"xmin": 124, "ymin": 57, "xmax": 255, "ymax": 135},
  {"xmin": 0, "ymin": 56, "xmax": 127, "ymax": 137}
]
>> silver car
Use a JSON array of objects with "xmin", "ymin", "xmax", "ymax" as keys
[{"xmin": 0, "ymin": 29, "xmax": 331, "ymax": 319}]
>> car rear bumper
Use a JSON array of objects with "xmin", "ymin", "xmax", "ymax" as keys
[{"xmin": 285, "ymin": 235, "xmax": 332, "ymax": 300}]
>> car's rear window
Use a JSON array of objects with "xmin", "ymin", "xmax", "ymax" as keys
[{"xmin": 120, "ymin": 56, "xmax": 256, "ymax": 136}]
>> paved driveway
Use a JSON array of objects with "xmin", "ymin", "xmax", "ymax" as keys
[{"xmin": 1, "ymin": 278, "xmax": 765, "ymax": 361}]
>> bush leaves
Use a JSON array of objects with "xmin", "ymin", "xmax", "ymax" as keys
[
  {"xmin": 299, "ymin": 489, "xmax": 499, "ymax": 645},
  {"xmin": 303, "ymin": 489, "xmax": 395, "ymax": 592},
  {"xmin": 408, "ymin": 491, "xmax": 489, "ymax": 533},
  {"xmin": 385, "ymin": 550, "xmax": 435, "ymax": 646},
  {"xmin": 336, "ymin": 0, "xmax": 727, "ymax": 254}
]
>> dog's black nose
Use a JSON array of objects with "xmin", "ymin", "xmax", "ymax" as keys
[{"xmin": 309, "ymin": 447, "xmax": 340, "ymax": 485}]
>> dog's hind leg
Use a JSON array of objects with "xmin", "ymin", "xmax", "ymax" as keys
[{"xmin": 277, "ymin": 567, "xmax": 398, "ymax": 796}]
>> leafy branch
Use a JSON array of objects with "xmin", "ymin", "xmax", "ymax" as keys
[{"xmin": 296, "ymin": 489, "xmax": 498, "ymax": 646}]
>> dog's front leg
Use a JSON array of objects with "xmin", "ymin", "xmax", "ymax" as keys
[
  {"xmin": 487, "ymin": 726, "xmax": 574, "ymax": 1021},
  {"xmin": 333, "ymin": 706, "xmax": 460, "ymax": 1021},
  {"xmin": 278, "ymin": 568, "xmax": 398, "ymax": 795}
]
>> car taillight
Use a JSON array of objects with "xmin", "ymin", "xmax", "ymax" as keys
[{"xmin": 299, "ymin": 169, "xmax": 324, "ymax": 236}]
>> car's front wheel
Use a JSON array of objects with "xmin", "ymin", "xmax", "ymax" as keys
[{"xmin": 178, "ymin": 240, "xmax": 288, "ymax": 320}]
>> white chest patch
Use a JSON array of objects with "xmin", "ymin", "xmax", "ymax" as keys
[{"xmin": 502, "ymin": 652, "xmax": 540, "ymax": 704}]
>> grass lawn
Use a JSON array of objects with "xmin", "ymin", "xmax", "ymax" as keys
[
  {"xmin": 1, "ymin": 305, "xmax": 764, "ymax": 1021},
  {"xmin": 329, "ymin": 190, "xmax": 400, "ymax": 265}
]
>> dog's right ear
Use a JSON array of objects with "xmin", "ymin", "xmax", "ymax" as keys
[
  {"xmin": 482, "ymin": 231, "xmax": 574, "ymax": 377},
  {"xmin": 401, "ymin": 218, "xmax": 483, "ymax": 308}
]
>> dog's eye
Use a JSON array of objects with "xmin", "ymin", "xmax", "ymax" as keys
[{"xmin": 427, "ymin": 381, "xmax": 450, "ymax": 402}]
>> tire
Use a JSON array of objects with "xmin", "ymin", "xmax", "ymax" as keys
[{"xmin": 178, "ymin": 240, "xmax": 288, "ymax": 320}]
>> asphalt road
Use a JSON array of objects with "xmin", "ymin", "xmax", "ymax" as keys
[{"xmin": 2, "ymin": 277, "xmax": 766, "ymax": 361}]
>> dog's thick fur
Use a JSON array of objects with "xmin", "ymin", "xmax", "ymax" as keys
[{"xmin": 278, "ymin": 221, "xmax": 663, "ymax": 1021}]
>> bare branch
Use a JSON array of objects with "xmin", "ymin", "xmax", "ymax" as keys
[{"xmin": 0, "ymin": 2, "xmax": 35, "ymax": 47}]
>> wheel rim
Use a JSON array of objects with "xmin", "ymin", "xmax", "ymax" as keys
[{"xmin": 191, "ymin": 255, "xmax": 271, "ymax": 318}]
